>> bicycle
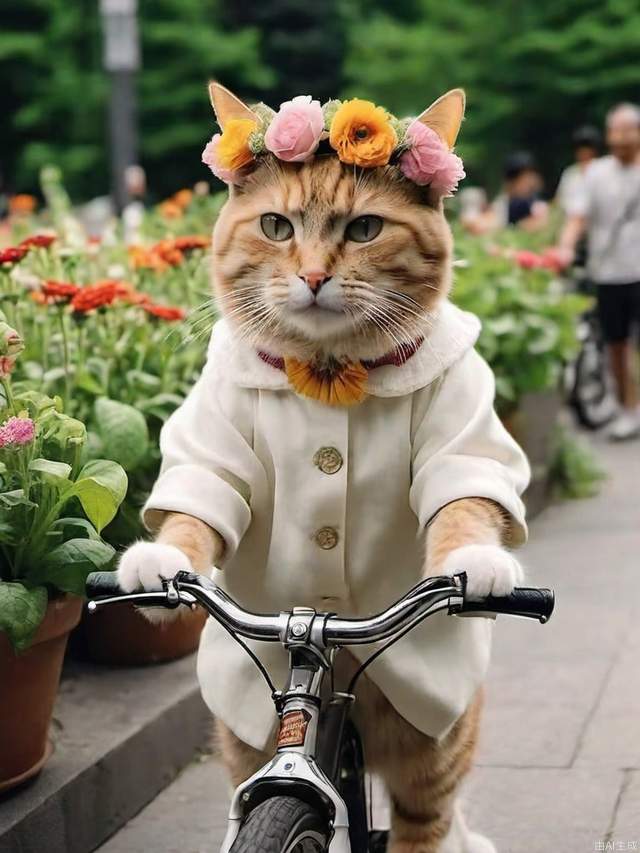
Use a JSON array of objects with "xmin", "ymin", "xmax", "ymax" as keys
[{"xmin": 86, "ymin": 570, "xmax": 555, "ymax": 853}]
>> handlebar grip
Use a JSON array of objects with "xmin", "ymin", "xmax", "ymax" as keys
[
  {"xmin": 458, "ymin": 587, "xmax": 555, "ymax": 623},
  {"xmin": 86, "ymin": 571, "xmax": 123, "ymax": 598}
]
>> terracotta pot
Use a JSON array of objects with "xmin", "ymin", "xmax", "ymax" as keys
[
  {"xmin": 73, "ymin": 603, "xmax": 207, "ymax": 666},
  {"xmin": 0, "ymin": 594, "xmax": 83, "ymax": 793}
]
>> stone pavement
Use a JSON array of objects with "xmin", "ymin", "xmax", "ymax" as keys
[{"xmin": 99, "ymin": 432, "xmax": 640, "ymax": 853}]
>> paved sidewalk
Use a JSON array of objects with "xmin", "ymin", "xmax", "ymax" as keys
[{"xmin": 100, "ymin": 432, "xmax": 640, "ymax": 853}]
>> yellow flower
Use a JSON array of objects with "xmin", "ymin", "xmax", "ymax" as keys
[
  {"xmin": 216, "ymin": 118, "xmax": 258, "ymax": 171},
  {"xmin": 284, "ymin": 358, "xmax": 369, "ymax": 406},
  {"xmin": 329, "ymin": 99, "xmax": 397, "ymax": 168}
]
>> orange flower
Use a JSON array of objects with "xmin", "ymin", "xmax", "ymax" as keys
[
  {"xmin": 284, "ymin": 358, "xmax": 369, "ymax": 406},
  {"xmin": 9, "ymin": 194, "xmax": 37, "ymax": 215},
  {"xmin": 143, "ymin": 303, "xmax": 185, "ymax": 322},
  {"xmin": 41, "ymin": 280, "xmax": 80, "ymax": 304},
  {"xmin": 128, "ymin": 245, "xmax": 167, "ymax": 271},
  {"xmin": 153, "ymin": 239, "xmax": 184, "ymax": 266},
  {"xmin": 20, "ymin": 234, "xmax": 56, "ymax": 250},
  {"xmin": 173, "ymin": 235, "xmax": 209, "ymax": 251},
  {"xmin": 71, "ymin": 282, "xmax": 119, "ymax": 314},
  {"xmin": 329, "ymin": 99, "xmax": 397, "ymax": 168},
  {"xmin": 173, "ymin": 189, "xmax": 193, "ymax": 209},
  {"xmin": 216, "ymin": 118, "xmax": 258, "ymax": 171},
  {"xmin": 159, "ymin": 200, "xmax": 183, "ymax": 219}
]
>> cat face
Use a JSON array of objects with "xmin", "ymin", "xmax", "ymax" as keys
[{"xmin": 212, "ymin": 157, "xmax": 452, "ymax": 359}]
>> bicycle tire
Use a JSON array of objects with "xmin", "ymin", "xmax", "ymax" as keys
[{"xmin": 229, "ymin": 795, "xmax": 331, "ymax": 853}]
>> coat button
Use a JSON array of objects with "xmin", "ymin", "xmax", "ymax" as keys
[
  {"xmin": 313, "ymin": 446, "xmax": 343, "ymax": 475},
  {"xmin": 314, "ymin": 526, "xmax": 339, "ymax": 550}
]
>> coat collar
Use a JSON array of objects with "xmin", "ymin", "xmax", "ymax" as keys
[{"xmin": 207, "ymin": 300, "xmax": 481, "ymax": 398}]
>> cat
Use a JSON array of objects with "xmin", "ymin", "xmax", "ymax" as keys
[{"xmin": 118, "ymin": 84, "xmax": 529, "ymax": 853}]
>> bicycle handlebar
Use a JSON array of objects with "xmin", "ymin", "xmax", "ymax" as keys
[{"xmin": 86, "ymin": 570, "xmax": 554, "ymax": 647}]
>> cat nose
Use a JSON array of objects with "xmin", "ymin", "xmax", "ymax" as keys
[{"xmin": 302, "ymin": 271, "xmax": 332, "ymax": 293}]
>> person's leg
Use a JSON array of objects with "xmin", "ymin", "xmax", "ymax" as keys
[
  {"xmin": 608, "ymin": 340, "xmax": 638, "ymax": 408},
  {"xmin": 351, "ymin": 658, "xmax": 486, "ymax": 853},
  {"xmin": 597, "ymin": 283, "xmax": 640, "ymax": 439}
]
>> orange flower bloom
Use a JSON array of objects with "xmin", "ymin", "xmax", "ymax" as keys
[
  {"xmin": 128, "ymin": 245, "xmax": 167, "ymax": 271},
  {"xmin": 9, "ymin": 194, "xmax": 37, "ymax": 215},
  {"xmin": 284, "ymin": 358, "xmax": 369, "ymax": 406},
  {"xmin": 143, "ymin": 303, "xmax": 185, "ymax": 322},
  {"xmin": 153, "ymin": 239, "xmax": 184, "ymax": 266},
  {"xmin": 216, "ymin": 118, "xmax": 257, "ymax": 171},
  {"xmin": 159, "ymin": 199, "xmax": 183, "ymax": 219},
  {"xmin": 173, "ymin": 189, "xmax": 193, "ymax": 209},
  {"xmin": 173, "ymin": 235, "xmax": 209, "ymax": 251},
  {"xmin": 71, "ymin": 282, "xmax": 119, "ymax": 314},
  {"xmin": 329, "ymin": 100, "xmax": 397, "ymax": 168},
  {"xmin": 41, "ymin": 280, "xmax": 80, "ymax": 304}
]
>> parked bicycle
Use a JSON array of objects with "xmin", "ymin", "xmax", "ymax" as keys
[{"xmin": 86, "ymin": 570, "xmax": 555, "ymax": 853}]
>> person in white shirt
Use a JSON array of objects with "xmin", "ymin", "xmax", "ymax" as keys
[
  {"xmin": 555, "ymin": 125, "xmax": 601, "ymax": 216},
  {"xmin": 559, "ymin": 104, "xmax": 640, "ymax": 441}
]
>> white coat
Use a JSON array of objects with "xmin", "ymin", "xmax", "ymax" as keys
[{"xmin": 143, "ymin": 300, "xmax": 530, "ymax": 751}]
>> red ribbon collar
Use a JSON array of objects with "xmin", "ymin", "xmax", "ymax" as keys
[{"xmin": 257, "ymin": 337, "xmax": 424, "ymax": 373}]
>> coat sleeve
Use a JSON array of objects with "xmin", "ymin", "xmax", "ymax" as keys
[
  {"xmin": 409, "ymin": 348, "xmax": 530, "ymax": 545},
  {"xmin": 142, "ymin": 357, "xmax": 263, "ymax": 563}
]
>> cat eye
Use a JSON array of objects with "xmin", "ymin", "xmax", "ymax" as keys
[
  {"xmin": 261, "ymin": 213, "xmax": 294, "ymax": 241},
  {"xmin": 345, "ymin": 215, "xmax": 383, "ymax": 243}
]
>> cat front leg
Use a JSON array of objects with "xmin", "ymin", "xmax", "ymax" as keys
[
  {"xmin": 426, "ymin": 497, "xmax": 524, "ymax": 600},
  {"xmin": 117, "ymin": 511, "xmax": 224, "ymax": 595}
]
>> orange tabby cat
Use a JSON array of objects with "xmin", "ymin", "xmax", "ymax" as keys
[{"xmin": 118, "ymin": 85, "xmax": 529, "ymax": 852}]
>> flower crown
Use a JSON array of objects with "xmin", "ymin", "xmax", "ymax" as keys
[{"xmin": 202, "ymin": 83, "xmax": 466, "ymax": 197}]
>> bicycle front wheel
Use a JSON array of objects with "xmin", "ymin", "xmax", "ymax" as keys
[{"xmin": 229, "ymin": 796, "xmax": 331, "ymax": 853}]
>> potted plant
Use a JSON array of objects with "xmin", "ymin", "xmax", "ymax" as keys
[{"xmin": 0, "ymin": 327, "xmax": 127, "ymax": 791}]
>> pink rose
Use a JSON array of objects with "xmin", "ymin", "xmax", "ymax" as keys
[
  {"xmin": 264, "ymin": 95, "xmax": 324, "ymax": 163},
  {"xmin": 202, "ymin": 134, "xmax": 239, "ymax": 185},
  {"xmin": 400, "ymin": 120, "xmax": 466, "ymax": 196}
]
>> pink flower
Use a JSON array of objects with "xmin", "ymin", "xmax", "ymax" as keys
[
  {"xmin": 0, "ymin": 416, "xmax": 35, "ymax": 448},
  {"xmin": 0, "ymin": 357, "xmax": 15, "ymax": 379},
  {"xmin": 202, "ymin": 134, "xmax": 240, "ymax": 184},
  {"xmin": 400, "ymin": 121, "xmax": 466, "ymax": 196},
  {"xmin": 264, "ymin": 95, "xmax": 324, "ymax": 162}
]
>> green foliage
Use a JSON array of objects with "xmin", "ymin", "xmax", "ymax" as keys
[
  {"xmin": 343, "ymin": 0, "xmax": 640, "ymax": 190},
  {"xmin": 549, "ymin": 426, "xmax": 606, "ymax": 499},
  {"xmin": 452, "ymin": 232, "xmax": 591, "ymax": 414},
  {"xmin": 0, "ymin": 386, "xmax": 127, "ymax": 650}
]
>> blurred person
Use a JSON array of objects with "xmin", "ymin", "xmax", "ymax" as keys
[
  {"xmin": 122, "ymin": 165, "xmax": 147, "ymax": 243},
  {"xmin": 556, "ymin": 125, "xmax": 601, "ymax": 215},
  {"xmin": 558, "ymin": 103, "xmax": 640, "ymax": 440},
  {"xmin": 464, "ymin": 151, "xmax": 549, "ymax": 234}
]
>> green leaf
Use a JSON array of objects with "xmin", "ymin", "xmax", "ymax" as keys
[
  {"xmin": 0, "ymin": 489, "xmax": 36, "ymax": 509},
  {"xmin": 29, "ymin": 458, "xmax": 72, "ymax": 485},
  {"xmin": 51, "ymin": 517, "xmax": 101, "ymax": 542},
  {"xmin": 94, "ymin": 398, "xmax": 150, "ymax": 471},
  {"xmin": 28, "ymin": 538, "xmax": 115, "ymax": 596},
  {"xmin": 69, "ymin": 460, "xmax": 128, "ymax": 532},
  {"xmin": 0, "ymin": 582, "xmax": 48, "ymax": 651}
]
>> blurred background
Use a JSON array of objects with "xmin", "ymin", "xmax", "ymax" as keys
[{"xmin": 3, "ymin": 0, "xmax": 640, "ymax": 203}]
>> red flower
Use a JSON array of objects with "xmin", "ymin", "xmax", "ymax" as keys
[
  {"xmin": 20, "ymin": 234, "xmax": 56, "ymax": 250},
  {"xmin": 143, "ymin": 303, "xmax": 185, "ymax": 322},
  {"xmin": 42, "ymin": 280, "xmax": 81, "ymax": 304},
  {"xmin": 173, "ymin": 235, "xmax": 209, "ymax": 252},
  {"xmin": 71, "ymin": 282, "xmax": 119, "ymax": 314},
  {"xmin": 514, "ymin": 250, "xmax": 544, "ymax": 270},
  {"xmin": 0, "ymin": 246, "xmax": 28, "ymax": 265}
]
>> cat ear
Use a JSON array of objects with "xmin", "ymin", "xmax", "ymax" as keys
[
  {"xmin": 416, "ymin": 89, "xmax": 465, "ymax": 149},
  {"xmin": 208, "ymin": 81, "xmax": 259, "ymax": 129}
]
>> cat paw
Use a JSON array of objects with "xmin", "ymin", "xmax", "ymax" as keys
[
  {"xmin": 117, "ymin": 541, "xmax": 193, "ymax": 593},
  {"xmin": 441, "ymin": 544, "xmax": 524, "ymax": 600}
]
